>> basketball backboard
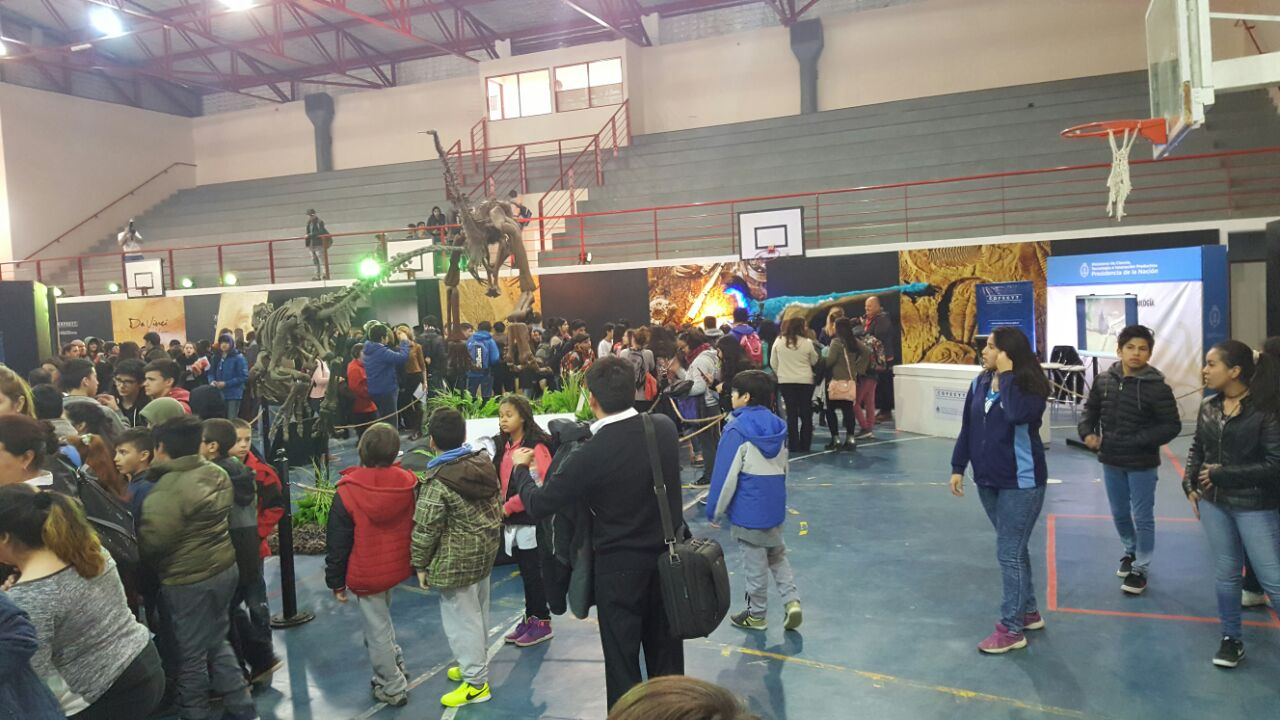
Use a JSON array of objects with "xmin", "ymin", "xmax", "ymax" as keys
[{"xmin": 1148, "ymin": 0, "xmax": 1280, "ymax": 158}]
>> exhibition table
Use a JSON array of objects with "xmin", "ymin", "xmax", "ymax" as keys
[{"xmin": 894, "ymin": 363, "xmax": 1052, "ymax": 445}]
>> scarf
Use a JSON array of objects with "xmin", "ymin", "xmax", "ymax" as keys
[{"xmin": 684, "ymin": 343, "xmax": 711, "ymax": 365}]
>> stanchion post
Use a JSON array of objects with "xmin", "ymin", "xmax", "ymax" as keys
[{"xmin": 270, "ymin": 445, "xmax": 315, "ymax": 628}]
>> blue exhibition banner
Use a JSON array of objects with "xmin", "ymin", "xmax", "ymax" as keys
[
  {"xmin": 1046, "ymin": 246, "xmax": 1205, "ymax": 286},
  {"xmin": 976, "ymin": 281, "xmax": 1036, "ymax": 346}
]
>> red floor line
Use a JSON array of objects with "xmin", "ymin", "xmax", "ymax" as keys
[
  {"xmin": 1046, "ymin": 513, "xmax": 1058, "ymax": 611},
  {"xmin": 1054, "ymin": 605, "xmax": 1280, "ymax": 629},
  {"xmin": 1162, "ymin": 444, "xmax": 1186, "ymax": 479}
]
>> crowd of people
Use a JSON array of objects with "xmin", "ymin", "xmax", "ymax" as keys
[{"xmin": 7, "ymin": 294, "xmax": 1279, "ymax": 718}]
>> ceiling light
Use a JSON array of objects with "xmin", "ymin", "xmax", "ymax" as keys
[
  {"xmin": 222, "ymin": 272, "xmax": 238, "ymax": 286},
  {"xmin": 89, "ymin": 7, "xmax": 124, "ymax": 37},
  {"xmin": 220, "ymin": 0, "xmax": 255, "ymax": 10},
  {"xmin": 180, "ymin": 277, "xmax": 194, "ymax": 289}
]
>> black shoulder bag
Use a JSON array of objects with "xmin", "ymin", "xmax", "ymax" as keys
[{"xmin": 642, "ymin": 414, "xmax": 730, "ymax": 639}]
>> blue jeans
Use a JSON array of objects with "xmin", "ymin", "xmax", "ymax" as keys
[
  {"xmin": 1198, "ymin": 500, "xmax": 1280, "ymax": 638},
  {"xmin": 466, "ymin": 374, "xmax": 493, "ymax": 399},
  {"xmin": 372, "ymin": 392, "xmax": 398, "ymax": 425},
  {"xmin": 977, "ymin": 484, "xmax": 1046, "ymax": 634},
  {"xmin": 1102, "ymin": 465, "xmax": 1158, "ymax": 574}
]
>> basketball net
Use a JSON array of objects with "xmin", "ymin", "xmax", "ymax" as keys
[{"xmin": 1105, "ymin": 128, "xmax": 1138, "ymax": 221}]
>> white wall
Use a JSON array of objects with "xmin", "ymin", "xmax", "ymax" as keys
[
  {"xmin": 331, "ymin": 77, "xmax": 484, "ymax": 170},
  {"xmin": 192, "ymin": 102, "xmax": 312, "ymax": 185},
  {"xmin": 0, "ymin": 83, "xmax": 195, "ymax": 263}
]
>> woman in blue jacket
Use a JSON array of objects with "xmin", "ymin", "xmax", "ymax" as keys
[
  {"xmin": 210, "ymin": 334, "xmax": 248, "ymax": 419},
  {"xmin": 949, "ymin": 327, "xmax": 1050, "ymax": 655}
]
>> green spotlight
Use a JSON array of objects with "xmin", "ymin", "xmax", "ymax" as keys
[
  {"xmin": 223, "ymin": 273, "xmax": 238, "ymax": 286},
  {"xmin": 180, "ymin": 277, "xmax": 194, "ymax": 289},
  {"xmin": 357, "ymin": 257, "xmax": 382, "ymax": 280},
  {"xmin": 107, "ymin": 282, "xmax": 120, "ymax": 293}
]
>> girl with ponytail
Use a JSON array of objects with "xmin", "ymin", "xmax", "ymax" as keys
[
  {"xmin": 0, "ymin": 485, "xmax": 164, "ymax": 718},
  {"xmin": 1183, "ymin": 339, "xmax": 1280, "ymax": 669}
]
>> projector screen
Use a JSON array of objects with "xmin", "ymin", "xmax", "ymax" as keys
[{"xmin": 1075, "ymin": 294, "xmax": 1138, "ymax": 356}]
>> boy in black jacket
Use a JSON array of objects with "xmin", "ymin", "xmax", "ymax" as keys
[
  {"xmin": 201, "ymin": 419, "xmax": 279, "ymax": 682},
  {"xmin": 1078, "ymin": 325, "xmax": 1181, "ymax": 595},
  {"xmin": 510, "ymin": 357, "xmax": 685, "ymax": 709}
]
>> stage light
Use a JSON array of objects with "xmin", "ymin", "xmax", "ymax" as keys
[
  {"xmin": 724, "ymin": 274, "xmax": 750, "ymax": 309},
  {"xmin": 357, "ymin": 257, "xmax": 382, "ymax": 279},
  {"xmin": 89, "ymin": 7, "xmax": 124, "ymax": 37},
  {"xmin": 220, "ymin": 0, "xmax": 254, "ymax": 9},
  {"xmin": 222, "ymin": 272, "xmax": 238, "ymax": 286},
  {"xmin": 107, "ymin": 282, "xmax": 121, "ymax": 293},
  {"xmin": 180, "ymin": 276, "xmax": 194, "ymax": 289},
  {"xmin": 52, "ymin": 286, "xmax": 64, "ymax": 297}
]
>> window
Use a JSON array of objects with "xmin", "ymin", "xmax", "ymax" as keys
[
  {"xmin": 554, "ymin": 58, "xmax": 623, "ymax": 112},
  {"xmin": 487, "ymin": 69, "xmax": 552, "ymax": 121}
]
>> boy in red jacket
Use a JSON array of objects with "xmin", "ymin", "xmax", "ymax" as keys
[
  {"xmin": 324, "ymin": 423, "xmax": 418, "ymax": 707},
  {"xmin": 230, "ymin": 418, "xmax": 285, "ymax": 558},
  {"xmin": 346, "ymin": 344, "xmax": 379, "ymax": 439}
]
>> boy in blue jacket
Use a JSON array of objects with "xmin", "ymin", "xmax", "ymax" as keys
[
  {"xmin": 211, "ymin": 334, "xmax": 248, "ymax": 419},
  {"xmin": 706, "ymin": 369, "xmax": 802, "ymax": 632},
  {"xmin": 465, "ymin": 322, "xmax": 501, "ymax": 400},
  {"xmin": 363, "ymin": 324, "xmax": 412, "ymax": 422}
]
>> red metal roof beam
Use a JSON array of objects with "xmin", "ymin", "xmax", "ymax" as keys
[{"xmin": 559, "ymin": 0, "xmax": 650, "ymax": 46}]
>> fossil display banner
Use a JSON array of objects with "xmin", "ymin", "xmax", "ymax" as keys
[{"xmin": 898, "ymin": 242, "xmax": 1049, "ymax": 365}]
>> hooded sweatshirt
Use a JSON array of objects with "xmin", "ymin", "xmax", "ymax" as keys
[
  {"xmin": 139, "ymin": 397, "xmax": 186, "ymax": 426},
  {"xmin": 465, "ymin": 331, "xmax": 501, "ymax": 378},
  {"xmin": 1077, "ymin": 361, "xmax": 1181, "ymax": 470},
  {"xmin": 325, "ymin": 465, "xmax": 418, "ymax": 595},
  {"xmin": 706, "ymin": 405, "xmax": 790, "ymax": 530},
  {"xmin": 410, "ymin": 445, "xmax": 503, "ymax": 588}
]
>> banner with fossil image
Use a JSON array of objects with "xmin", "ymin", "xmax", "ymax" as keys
[
  {"xmin": 898, "ymin": 242, "xmax": 1049, "ymax": 365},
  {"xmin": 647, "ymin": 262, "xmax": 768, "ymax": 328}
]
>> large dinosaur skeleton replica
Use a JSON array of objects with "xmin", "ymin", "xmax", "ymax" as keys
[{"xmin": 251, "ymin": 129, "xmax": 538, "ymax": 441}]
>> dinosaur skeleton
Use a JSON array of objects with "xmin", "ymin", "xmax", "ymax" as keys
[{"xmin": 251, "ymin": 130, "xmax": 539, "ymax": 443}]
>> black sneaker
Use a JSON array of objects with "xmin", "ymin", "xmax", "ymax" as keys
[
  {"xmin": 1121, "ymin": 571, "xmax": 1147, "ymax": 595},
  {"xmin": 1117, "ymin": 555, "xmax": 1135, "ymax": 578},
  {"xmin": 1213, "ymin": 636, "xmax": 1245, "ymax": 668}
]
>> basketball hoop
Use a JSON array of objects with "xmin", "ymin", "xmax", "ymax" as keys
[{"xmin": 1061, "ymin": 118, "xmax": 1169, "ymax": 222}]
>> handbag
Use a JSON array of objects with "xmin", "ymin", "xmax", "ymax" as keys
[
  {"xmin": 642, "ymin": 414, "xmax": 731, "ymax": 639},
  {"xmin": 827, "ymin": 346, "xmax": 857, "ymax": 402}
]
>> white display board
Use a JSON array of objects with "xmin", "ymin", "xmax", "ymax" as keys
[
  {"xmin": 738, "ymin": 207, "xmax": 803, "ymax": 261},
  {"xmin": 125, "ymin": 258, "xmax": 164, "ymax": 298},
  {"xmin": 894, "ymin": 363, "xmax": 1051, "ymax": 445}
]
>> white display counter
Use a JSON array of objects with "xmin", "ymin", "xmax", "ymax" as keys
[{"xmin": 894, "ymin": 363, "xmax": 1051, "ymax": 446}]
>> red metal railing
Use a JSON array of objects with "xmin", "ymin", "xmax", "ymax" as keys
[
  {"xmin": 535, "ymin": 101, "xmax": 631, "ymax": 253},
  {"xmin": 26, "ymin": 161, "xmax": 198, "ymax": 260},
  {"xmin": 5, "ymin": 146, "xmax": 1277, "ymax": 296}
]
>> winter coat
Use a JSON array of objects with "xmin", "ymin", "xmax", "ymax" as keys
[
  {"xmin": 325, "ymin": 465, "xmax": 418, "ymax": 595},
  {"xmin": 860, "ymin": 312, "xmax": 897, "ymax": 364},
  {"xmin": 707, "ymin": 405, "xmax": 790, "ymax": 529},
  {"xmin": 0, "ymin": 593, "xmax": 63, "ymax": 720},
  {"xmin": 211, "ymin": 350, "xmax": 248, "ymax": 401},
  {"xmin": 213, "ymin": 456, "xmax": 262, "ymax": 587},
  {"xmin": 1078, "ymin": 362, "xmax": 1182, "ymax": 470},
  {"xmin": 346, "ymin": 358, "xmax": 377, "ymax": 414},
  {"xmin": 363, "ymin": 340, "xmax": 410, "ymax": 397},
  {"xmin": 465, "ymin": 331, "xmax": 501, "ymax": 378},
  {"xmin": 685, "ymin": 348, "xmax": 720, "ymax": 399},
  {"xmin": 244, "ymin": 451, "xmax": 285, "ymax": 558},
  {"xmin": 951, "ymin": 371, "xmax": 1048, "ymax": 490},
  {"xmin": 165, "ymin": 387, "xmax": 192, "ymax": 414},
  {"xmin": 410, "ymin": 446, "xmax": 503, "ymax": 589},
  {"xmin": 305, "ymin": 216, "xmax": 328, "ymax": 248},
  {"xmin": 496, "ymin": 439, "xmax": 553, "ymax": 526},
  {"xmin": 140, "ymin": 455, "xmax": 236, "ymax": 586},
  {"xmin": 526, "ymin": 420, "xmax": 595, "ymax": 618},
  {"xmin": 420, "ymin": 329, "xmax": 448, "ymax": 380},
  {"xmin": 825, "ymin": 338, "xmax": 871, "ymax": 382},
  {"xmin": 1183, "ymin": 394, "xmax": 1280, "ymax": 511},
  {"xmin": 770, "ymin": 337, "xmax": 820, "ymax": 385},
  {"xmin": 188, "ymin": 385, "xmax": 226, "ymax": 420}
]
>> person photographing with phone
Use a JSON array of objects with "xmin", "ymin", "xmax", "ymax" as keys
[{"xmin": 948, "ymin": 327, "xmax": 1050, "ymax": 655}]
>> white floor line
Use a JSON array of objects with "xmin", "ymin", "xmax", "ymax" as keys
[
  {"xmin": 684, "ymin": 489, "xmax": 709, "ymax": 511},
  {"xmin": 440, "ymin": 613, "xmax": 524, "ymax": 720},
  {"xmin": 350, "ymin": 611, "xmax": 523, "ymax": 720},
  {"xmin": 790, "ymin": 434, "xmax": 937, "ymax": 462}
]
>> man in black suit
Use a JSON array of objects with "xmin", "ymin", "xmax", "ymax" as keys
[{"xmin": 510, "ymin": 356, "xmax": 685, "ymax": 709}]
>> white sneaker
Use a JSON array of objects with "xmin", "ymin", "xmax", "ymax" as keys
[{"xmin": 1241, "ymin": 590, "xmax": 1267, "ymax": 608}]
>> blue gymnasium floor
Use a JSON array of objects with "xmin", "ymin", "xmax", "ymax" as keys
[{"xmin": 233, "ymin": 412, "xmax": 1280, "ymax": 720}]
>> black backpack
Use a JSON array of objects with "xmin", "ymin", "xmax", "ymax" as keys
[
  {"xmin": 642, "ymin": 415, "xmax": 730, "ymax": 639},
  {"xmin": 47, "ymin": 454, "xmax": 140, "ymax": 570}
]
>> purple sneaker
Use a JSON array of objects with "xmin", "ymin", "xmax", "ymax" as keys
[
  {"xmin": 977, "ymin": 623, "xmax": 1027, "ymax": 654},
  {"xmin": 504, "ymin": 619, "xmax": 530, "ymax": 644},
  {"xmin": 514, "ymin": 618, "xmax": 554, "ymax": 647},
  {"xmin": 1023, "ymin": 611, "xmax": 1045, "ymax": 631}
]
